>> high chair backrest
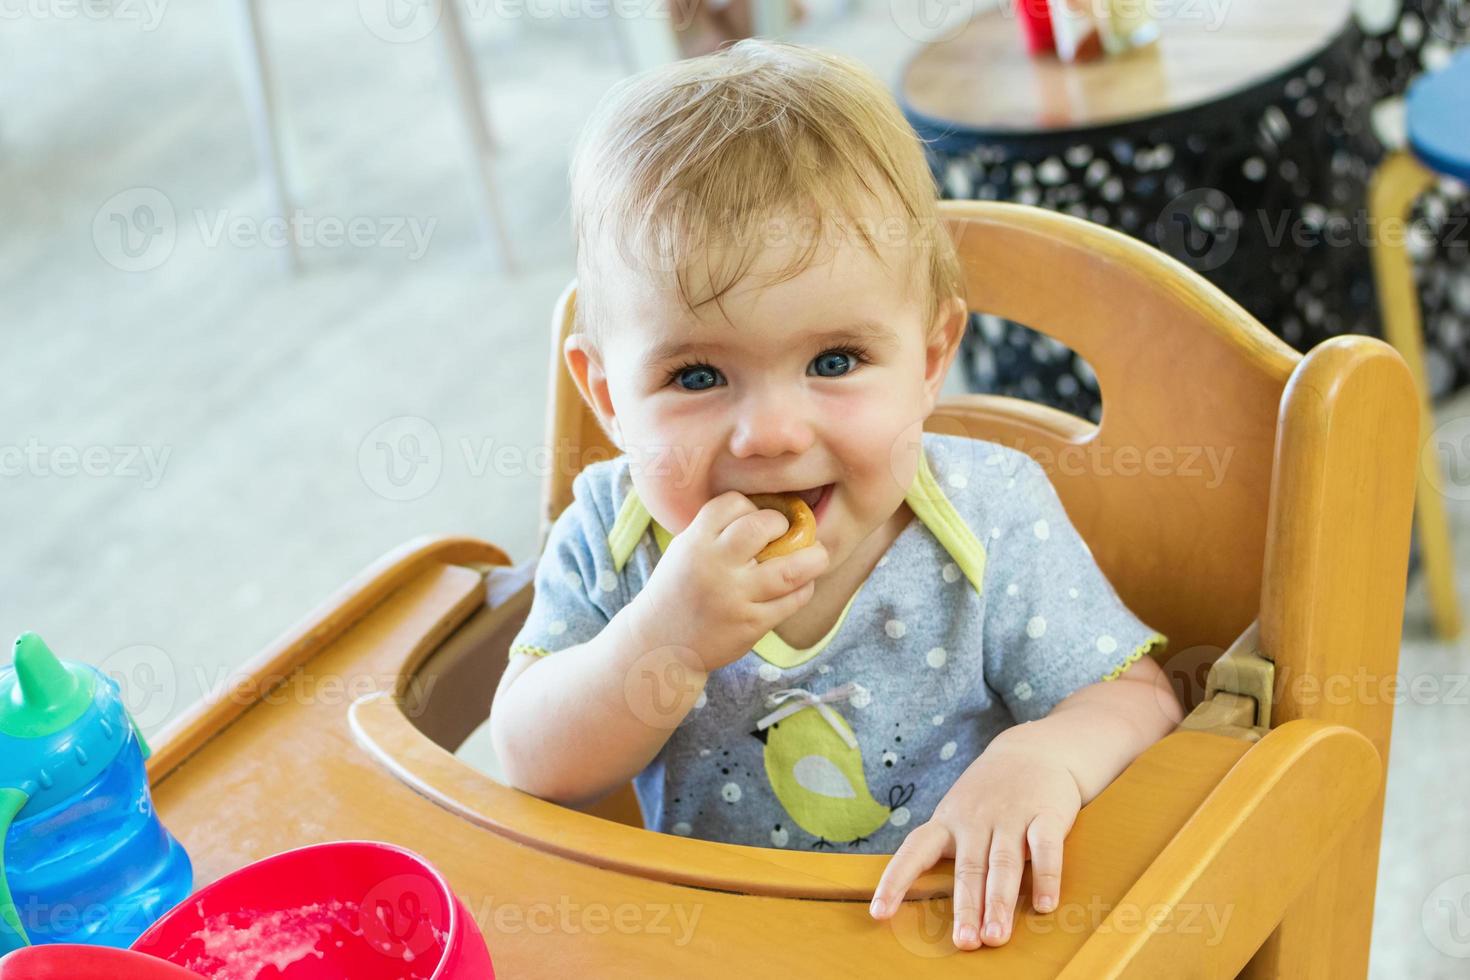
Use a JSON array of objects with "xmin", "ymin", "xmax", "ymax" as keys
[
  {"xmin": 542, "ymin": 200, "xmax": 1302, "ymax": 659},
  {"xmin": 536, "ymin": 200, "xmax": 1420, "ymax": 978}
]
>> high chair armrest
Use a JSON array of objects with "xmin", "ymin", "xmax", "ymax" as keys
[{"xmin": 1059, "ymin": 719, "xmax": 1380, "ymax": 978}]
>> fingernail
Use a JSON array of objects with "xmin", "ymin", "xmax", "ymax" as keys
[
  {"xmin": 869, "ymin": 898, "xmax": 887, "ymax": 918},
  {"xmin": 957, "ymin": 924, "xmax": 978, "ymax": 946},
  {"xmin": 1037, "ymin": 895, "xmax": 1056, "ymax": 913},
  {"xmin": 984, "ymin": 921, "xmax": 1004, "ymax": 942}
]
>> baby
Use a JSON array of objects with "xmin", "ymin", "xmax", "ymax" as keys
[{"xmin": 491, "ymin": 39, "xmax": 1182, "ymax": 951}]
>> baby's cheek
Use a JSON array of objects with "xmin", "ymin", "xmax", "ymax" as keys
[
  {"xmin": 850, "ymin": 416, "xmax": 925, "ymax": 501},
  {"xmin": 628, "ymin": 468, "xmax": 707, "ymax": 533}
]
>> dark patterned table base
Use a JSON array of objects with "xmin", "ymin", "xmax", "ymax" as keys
[{"xmin": 916, "ymin": 0, "xmax": 1469, "ymax": 423}]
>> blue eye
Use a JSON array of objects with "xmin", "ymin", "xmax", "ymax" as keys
[
  {"xmin": 810, "ymin": 350, "xmax": 856, "ymax": 377},
  {"xmin": 673, "ymin": 364, "xmax": 723, "ymax": 391}
]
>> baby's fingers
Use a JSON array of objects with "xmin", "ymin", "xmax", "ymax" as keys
[
  {"xmin": 950, "ymin": 829, "xmax": 990, "ymax": 950},
  {"xmin": 868, "ymin": 821, "xmax": 948, "ymax": 920},
  {"xmin": 1026, "ymin": 811, "xmax": 1066, "ymax": 915},
  {"xmin": 719, "ymin": 508, "xmax": 790, "ymax": 561},
  {"xmin": 982, "ymin": 827, "xmax": 1026, "ymax": 946},
  {"xmin": 750, "ymin": 543, "xmax": 829, "ymax": 600}
]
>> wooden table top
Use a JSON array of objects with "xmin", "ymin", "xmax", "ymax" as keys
[{"xmin": 900, "ymin": 0, "xmax": 1354, "ymax": 135}]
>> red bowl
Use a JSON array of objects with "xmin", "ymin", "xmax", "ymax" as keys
[
  {"xmin": 0, "ymin": 945, "xmax": 204, "ymax": 979},
  {"xmin": 131, "ymin": 841, "xmax": 493, "ymax": 980}
]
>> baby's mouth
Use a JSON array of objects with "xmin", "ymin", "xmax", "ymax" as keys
[
  {"xmin": 792, "ymin": 484, "xmax": 830, "ymax": 511},
  {"xmin": 742, "ymin": 483, "xmax": 834, "ymax": 519}
]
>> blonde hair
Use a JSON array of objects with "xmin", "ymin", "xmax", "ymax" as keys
[{"xmin": 568, "ymin": 39, "xmax": 964, "ymax": 346}]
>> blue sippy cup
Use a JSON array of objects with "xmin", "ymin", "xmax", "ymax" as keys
[{"xmin": 0, "ymin": 632, "xmax": 193, "ymax": 954}]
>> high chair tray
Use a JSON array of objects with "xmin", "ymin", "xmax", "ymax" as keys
[{"xmin": 146, "ymin": 537, "xmax": 1378, "ymax": 977}]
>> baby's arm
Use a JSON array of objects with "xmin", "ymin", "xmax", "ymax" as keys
[
  {"xmin": 1005, "ymin": 650, "xmax": 1183, "ymax": 801},
  {"xmin": 491, "ymin": 492, "xmax": 829, "ymax": 809},
  {"xmin": 870, "ymin": 656, "xmax": 1181, "ymax": 949},
  {"xmin": 490, "ymin": 608, "xmax": 709, "ymax": 809}
]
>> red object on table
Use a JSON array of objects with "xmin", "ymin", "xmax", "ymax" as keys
[
  {"xmin": 1017, "ymin": 0, "xmax": 1056, "ymax": 54},
  {"xmin": 0, "ymin": 945, "xmax": 204, "ymax": 979},
  {"xmin": 131, "ymin": 841, "xmax": 495, "ymax": 980}
]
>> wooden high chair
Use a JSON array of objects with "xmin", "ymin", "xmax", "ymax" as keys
[{"xmin": 144, "ymin": 201, "xmax": 1417, "ymax": 977}]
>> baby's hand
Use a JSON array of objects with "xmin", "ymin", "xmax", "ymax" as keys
[
  {"xmin": 631, "ymin": 491, "xmax": 829, "ymax": 673},
  {"xmin": 868, "ymin": 728, "xmax": 1082, "ymax": 950}
]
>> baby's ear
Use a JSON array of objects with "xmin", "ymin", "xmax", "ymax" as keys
[
  {"xmin": 922, "ymin": 295, "xmax": 968, "ymax": 407},
  {"xmin": 563, "ymin": 334, "xmax": 622, "ymax": 449}
]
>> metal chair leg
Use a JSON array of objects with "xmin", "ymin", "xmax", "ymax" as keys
[
  {"xmin": 231, "ymin": 0, "xmax": 299, "ymax": 274},
  {"xmin": 436, "ymin": 0, "xmax": 517, "ymax": 274}
]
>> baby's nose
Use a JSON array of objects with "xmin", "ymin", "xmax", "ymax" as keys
[{"xmin": 729, "ymin": 400, "xmax": 816, "ymax": 459}]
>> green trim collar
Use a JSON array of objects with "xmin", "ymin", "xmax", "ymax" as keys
[{"xmin": 603, "ymin": 446, "xmax": 988, "ymax": 668}]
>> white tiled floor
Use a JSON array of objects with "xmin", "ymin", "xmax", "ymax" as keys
[{"xmin": 2, "ymin": 3, "xmax": 1465, "ymax": 974}]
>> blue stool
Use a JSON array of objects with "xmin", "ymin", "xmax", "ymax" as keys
[{"xmin": 1369, "ymin": 49, "xmax": 1469, "ymax": 641}]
